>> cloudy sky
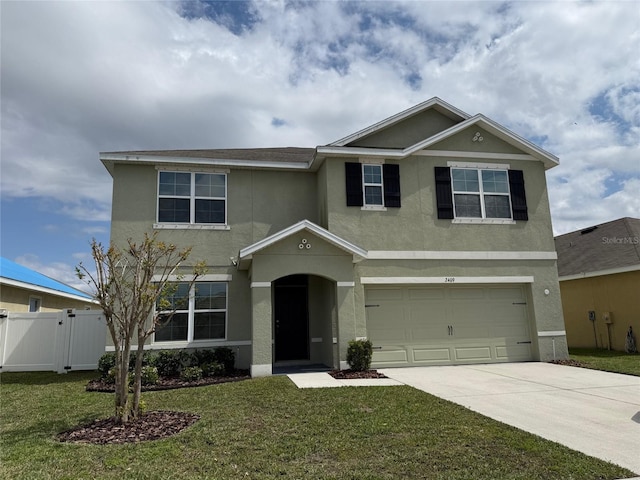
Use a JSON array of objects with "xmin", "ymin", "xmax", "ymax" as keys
[{"xmin": 1, "ymin": 0, "xmax": 639, "ymax": 291}]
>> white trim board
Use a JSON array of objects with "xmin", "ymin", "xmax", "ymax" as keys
[
  {"xmin": 538, "ymin": 331, "xmax": 566, "ymax": 337},
  {"xmin": 361, "ymin": 276, "xmax": 534, "ymax": 285},
  {"xmin": 366, "ymin": 251, "xmax": 557, "ymax": 260},
  {"xmin": 105, "ymin": 340, "xmax": 252, "ymax": 352},
  {"xmin": 558, "ymin": 264, "xmax": 640, "ymax": 281},
  {"xmin": 0, "ymin": 278, "xmax": 96, "ymax": 304}
]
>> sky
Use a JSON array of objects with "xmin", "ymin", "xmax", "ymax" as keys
[{"xmin": 1, "ymin": 0, "xmax": 639, "ymax": 292}]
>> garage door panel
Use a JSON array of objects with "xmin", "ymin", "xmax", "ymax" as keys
[
  {"xmin": 413, "ymin": 347, "xmax": 451, "ymax": 362},
  {"xmin": 496, "ymin": 344, "xmax": 531, "ymax": 360},
  {"xmin": 366, "ymin": 284, "xmax": 533, "ymax": 367},
  {"xmin": 455, "ymin": 346, "xmax": 492, "ymax": 361},
  {"xmin": 372, "ymin": 348, "xmax": 408, "ymax": 364},
  {"xmin": 408, "ymin": 287, "xmax": 445, "ymax": 300}
]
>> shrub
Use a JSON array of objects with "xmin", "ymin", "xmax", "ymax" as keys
[
  {"xmin": 192, "ymin": 349, "xmax": 217, "ymax": 367},
  {"xmin": 213, "ymin": 347, "xmax": 235, "ymax": 374},
  {"xmin": 347, "ymin": 339, "xmax": 373, "ymax": 371},
  {"xmin": 201, "ymin": 361, "xmax": 224, "ymax": 377},
  {"xmin": 97, "ymin": 353, "xmax": 116, "ymax": 379},
  {"xmin": 105, "ymin": 367, "xmax": 117, "ymax": 384},
  {"xmin": 140, "ymin": 366, "xmax": 159, "ymax": 385},
  {"xmin": 152, "ymin": 350, "xmax": 185, "ymax": 377},
  {"xmin": 181, "ymin": 366, "xmax": 203, "ymax": 382}
]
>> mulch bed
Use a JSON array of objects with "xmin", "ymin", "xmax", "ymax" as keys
[
  {"xmin": 57, "ymin": 410, "xmax": 200, "ymax": 444},
  {"xmin": 86, "ymin": 370, "xmax": 250, "ymax": 392},
  {"xmin": 329, "ymin": 369, "xmax": 387, "ymax": 379},
  {"xmin": 550, "ymin": 359, "xmax": 587, "ymax": 368}
]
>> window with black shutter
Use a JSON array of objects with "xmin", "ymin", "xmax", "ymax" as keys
[
  {"xmin": 345, "ymin": 162, "xmax": 401, "ymax": 208},
  {"xmin": 435, "ymin": 166, "xmax": 528, "ymax": 221}
]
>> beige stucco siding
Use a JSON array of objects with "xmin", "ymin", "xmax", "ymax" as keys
[
  {"xmin": 349, "ymin": 109, "xmax": 459, "ymax": 149},
  {"xmin": 560, "ymin": 271, "xmax": 640, "ymax": 352},
  {"xmin": 110, "ymin": 164, "xmax": 318, "ymax": 266},
  {"xmin": 324, "ymin": 154, "xmax": 555, "ymax": 253},
  {"xmin": 0, "ymin": 284, "xmax": 95, "ymax": 313}
]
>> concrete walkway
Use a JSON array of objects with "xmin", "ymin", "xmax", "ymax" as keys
[
  {"xmin": 380, "ymin": 363, "xmax": 640, "ymax": 475},
  {"xmin": 287, "ymin": 371, "xmax": 402, "ymax": 388}
]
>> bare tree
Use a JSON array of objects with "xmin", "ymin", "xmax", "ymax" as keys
[{"xmin": 77, "ymin": 233, "xmax": 204, "ymax": 423}]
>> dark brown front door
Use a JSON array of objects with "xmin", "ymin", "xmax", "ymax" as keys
[{"xmin": 274, "ymin": 275, "xmax": 309, "ymax": 362}]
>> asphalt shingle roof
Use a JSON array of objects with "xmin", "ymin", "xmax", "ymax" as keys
[
  {"xmin": 0, "ymin": 257, "xmax": 92, "ymax": 299},
  {"xmin": 554, "ymin": 217, "xmax": 640, "ymax": 277}
]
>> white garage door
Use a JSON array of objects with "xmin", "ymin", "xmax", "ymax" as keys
[{"xmin": 365, "ymin": 284, "xmax": 533, "ymax": 367}]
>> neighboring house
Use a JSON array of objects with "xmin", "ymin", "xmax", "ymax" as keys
[
  {"xmin": 0, "ymin": 257, "xmax": 95, "ymax": 313},
  {"xmin": 555, "ymin": 217, "xmax": 640, "ymax": 352},
  {"xmin": 101, "ymin": 97, "xmax": 567, "ymax": 376}
]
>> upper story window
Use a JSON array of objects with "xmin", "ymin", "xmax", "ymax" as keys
[
  {"xmin": 363, "ymin": 164, "xmax": 383, "ymax": 206},
  {"xmin": 435, "ymin": 165, "xmax": 528, "ymax": 222},
  {"xmin": 345, "ymin": 162, "xmax": 401, "ymax": 209},
  {"xmin": 451, "ymin": 168, "xmax": 511, "ymax": 219},
  {"xmin": 157, "ymin": 171, "xmax": 226, "ymax": 225}
]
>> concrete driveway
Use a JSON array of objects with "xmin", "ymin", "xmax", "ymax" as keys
[{"xmin": 380, "ymin": 363, "xmax": 640, "ymax": 475}]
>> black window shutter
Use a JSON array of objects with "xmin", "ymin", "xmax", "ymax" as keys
[
  {"xmin": 434, "ymin": 166, "xmax": 454, "ymax": 219},
  {"xmin": 383, "ymin": 163, "xmax": 401, "ymax": 208},
  {"xmin": 345, "ymin": 162, "xmax": 363, "ymax": 206},
  {"xmin": 508, "ymin": 169, "xmax": 528, "ymax": 221}
]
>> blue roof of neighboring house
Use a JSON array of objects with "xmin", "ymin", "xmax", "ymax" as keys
[{"xmin": 0, "ymin": 257, "xmax": 93, "ymax": 300}]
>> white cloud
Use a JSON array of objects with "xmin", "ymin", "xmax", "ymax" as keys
[
  {"xmin": 13, "ymin": 254, "xmax": 90, "ymax": 293},
  {"xmin": 1, "ymin": 0, "xmax": 639, "ymax": 254}
]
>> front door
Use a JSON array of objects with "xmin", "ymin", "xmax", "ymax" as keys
[{"xmin": 274, "ymin": 275, "xmax": 309, "ymax": 362}]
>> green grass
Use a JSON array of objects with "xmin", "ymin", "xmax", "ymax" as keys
[
  {"xmin": 569, "ymin": 348, "xmax": 640, "ymax": 376},
  {"xmin": 1, "ymin": 371, "xmax": 634, "ymax": 480}
]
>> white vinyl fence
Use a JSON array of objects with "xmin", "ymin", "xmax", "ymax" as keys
[{"xmin": 0, "ymin": 309, "xmax": 107, "ymax": 373}]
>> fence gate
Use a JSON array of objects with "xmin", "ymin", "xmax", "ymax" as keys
[{"xmin": 0, "ymin": 309, "xmax": 106, "ymax": 373}]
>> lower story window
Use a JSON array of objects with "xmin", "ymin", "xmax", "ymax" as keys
[{"xmin": 155, "ymin": 282, "xmax": 227, "ymax": 342}]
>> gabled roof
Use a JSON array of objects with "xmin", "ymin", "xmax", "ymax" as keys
[
  {"xmin": 238, "ymin": 220, "xmax": 367, "ymax": 270},
  {"xmin": 0, "ymin": 257, "xmax": 94, "ymax": 302},
  {"xmin": 318, "ymin": 111, "xmax": 559, "ymax": 169},
  {"xmin": 329, "ymin": 97, "xmax": 470, "ymax": 147},
  {"xmin": 555, "ymin": 218, "xmax": 640, "ymax": 278}
]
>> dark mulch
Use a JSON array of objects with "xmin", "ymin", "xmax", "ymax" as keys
[
  {"xmin": 86, "ymin": 370, "xmax": 250, "ymax": 392},
  {"xmin": 57, "ymin": 410, "xmax": 200, "ymax": 444},
  {"xmin": 329, "ymin": 369, "xmax": 387, "ymax": 379},
  {"xmin": 550, "ymin": 359, "xmax": 587, "ymax": 368}
]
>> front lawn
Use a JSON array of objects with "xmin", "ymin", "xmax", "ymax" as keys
[
  {"xmin": 569, "ymin": 348, "xmax": 640, "ymax": 376},
  {"xmin": 0, "ymin": 371, "xmax": 634, "ymax": 480}
]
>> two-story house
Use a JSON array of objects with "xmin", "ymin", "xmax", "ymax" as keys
[{"xmin": 101, "ymin": 97, "xmax": 568, "ymax": 376}]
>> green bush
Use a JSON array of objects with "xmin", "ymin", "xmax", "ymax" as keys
[
  {"xmin": 201, "ymin": 361, "xmax": 224, "ymax": 377},
  {"xmin": 97, "ymin": 352, "xmax": 116, "ymax": 379},
  {"xmin": 152, "ymin": 350, "xmax": 185, "ymax": 377},
  {"xmin": 181, "ymin": 366, "xmax": 203, "ymax": 382},
  {"xmin": 140, "ymin": 366, "xmax": 159, "ymax": 385},
  {"xmin": 105, "ymin": 367, "xmax": 117, "ymax": 384},
  {"xmin": 192, "ymin": 349, "xmax": 217, "ymax": 367},
  {"xmin": 347, "ymin": 339, "xmax": 373, "ymax": 371},
  {"xmin": 214, "ymin": 347, "xmax": 235, "ymax": 373}
]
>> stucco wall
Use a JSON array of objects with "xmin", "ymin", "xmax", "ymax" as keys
[
  {"xmin": 560, "ymin": 270, "xmax": 640, "ymax": 352},
  {"xmin": 0, "ymin": 284, "xmax": 95, "ymax": 313},
  {"xmin": 322, "ymin": 153, "xmax": 555, "ymax": 253}
]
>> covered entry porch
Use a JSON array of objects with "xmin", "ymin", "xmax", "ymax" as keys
[{"xmin": 237, "ymin": 220, "xmax": 367, "ymax": 377}]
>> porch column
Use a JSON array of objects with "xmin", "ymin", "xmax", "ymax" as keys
[
  {"xmin": 335, "ymin": 281, "xmax": 357, "ymax": 370},
  {"xmin": 250, "ymin": 282, "xmax": 272, "ymax": 377}
]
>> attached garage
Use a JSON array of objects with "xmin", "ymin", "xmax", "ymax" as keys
[{"xmin": 365, "ymin": 284, "xmax": 533, "ymax": 367}]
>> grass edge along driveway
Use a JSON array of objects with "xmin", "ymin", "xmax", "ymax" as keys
[{"xmin": 1, "ymin": 370, "xmax": 635, "ymax": 480}]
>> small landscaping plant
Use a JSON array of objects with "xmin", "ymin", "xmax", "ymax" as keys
[
  {"xmin": 140, "ymin": 366, "xmax": 159, "ymax": 386},
  {"xmin": 98, "ymin": 352, "xmax": 116, "ymax": 379},
  {"xmin": 347, "ymin": 339, "xmax": 373, "ymax": 371},
  {"xmin": 181, "ymin": 366, "xmax": 203, "ymax": 382},
  {"xmin": 213, "ymin": 347, "xmax": 235, "ymax": 373},
  {"xmin": 153, "ymin": 350, "xmax": 186, "ymax": 377}
]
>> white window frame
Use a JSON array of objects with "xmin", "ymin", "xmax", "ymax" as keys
[
  {"xmin": 156, "ymin": 170, "xmax": 228, "ymax": 227},
  {"xmin": 451, "ymin": 167, "xmax": 512, "ymax": 220},
  {"xmin": 28, "ymin": 296, "xmax": 41, "ymax": 312},
  {"xmin": 362, "ymin": 163, "xmax": 385, "ymax": 208},
  {"xmin": 154, "ymin": 282, "xmax": 228, "ymax": 344}
]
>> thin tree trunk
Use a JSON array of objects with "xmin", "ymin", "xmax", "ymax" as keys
[{"xmin": 131, "ymin": 336, "xmax": 146, "ymax": 419}]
